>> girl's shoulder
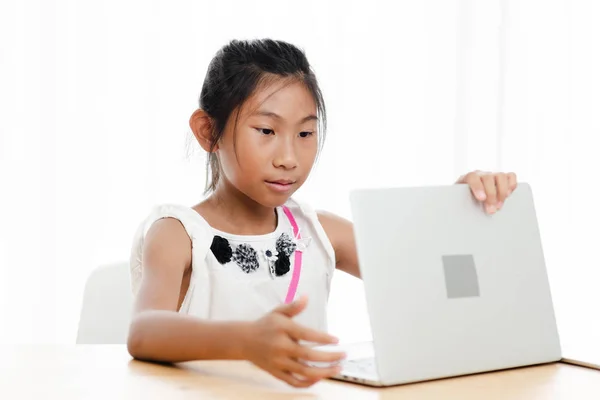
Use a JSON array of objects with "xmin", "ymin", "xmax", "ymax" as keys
[
  {"xmin": 283, "ymin": 198, "xmax": 325, "ymax": 236},
  {"xmin": 285, "ymin": 198, "xmax": 336, "ymax": 265},
  {"xmin": 135, "ymin": 203, "xmax": 213, "ymax": 242},
  {"xmin": 285, "ymin": 198, "xmax": 340, "ymax": 236},
  {"xmin": 282, "ymin": 197, "xmax": 315, "ymax": 218},
  {"xmin": 129, "ymin": 204, "xmax": 214, "ymax": 294}
]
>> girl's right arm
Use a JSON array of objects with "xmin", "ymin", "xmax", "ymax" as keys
[
  {"xmin": 127, "ymin": 217, "xmax": 346, "ymax": 387},
  {"xmin": 127, "ymin": 217, "xmax": 248, "ymax": 362}
]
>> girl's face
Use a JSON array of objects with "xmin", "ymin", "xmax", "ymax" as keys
[{"xmin": 216, "ymin": 80, "xmax": 319, "ymax": 207}]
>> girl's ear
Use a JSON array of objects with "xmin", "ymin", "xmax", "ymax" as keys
[{"xmin": 190, "ymin": 109, "xmax": 216, "ymax": 153}]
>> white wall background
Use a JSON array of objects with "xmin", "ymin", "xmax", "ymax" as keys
[{"xmin": 0, "ymin": 0, "xmax": 598, "ymax": 354}]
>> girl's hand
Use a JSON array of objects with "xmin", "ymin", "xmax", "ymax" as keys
[
  {"xmin": 242, "ymin": 296, "xmax": 346, "ymax": 388},
  {"xmin": 456, "ymin": 171, "xmax": 518, "ymax": 214}
]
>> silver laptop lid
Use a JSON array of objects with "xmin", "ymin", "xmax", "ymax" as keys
[{"xmin": 349, "ymin": 183, "xmax": 561, "ymax": 385}]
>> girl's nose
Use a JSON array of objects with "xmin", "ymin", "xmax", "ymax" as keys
[{"xmin": 273, "ymin": 139, "xmax": 298, "ymax": 170}]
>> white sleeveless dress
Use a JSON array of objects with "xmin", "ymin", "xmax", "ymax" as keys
[{"xmin": 129, "ymin": 199, "xmax": 336, "ymax": 331}]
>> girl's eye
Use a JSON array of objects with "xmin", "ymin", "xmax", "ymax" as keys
[
  {"xmin": 256, "ymin": 128, "xmax": 274, "ymax": 135},
  {"xmin": 299, "ymin": 131, "xmax": 314, "ymax": 138}
]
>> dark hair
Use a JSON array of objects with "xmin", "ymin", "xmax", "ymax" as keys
[{"xmin": 199, "ymin": 39, "xmax": 327, "ymax": 193}]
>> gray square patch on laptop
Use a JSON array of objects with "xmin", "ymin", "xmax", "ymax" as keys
[{"xmin": 442, "ymin": 254, "xmax": 480, "ymax": 298}]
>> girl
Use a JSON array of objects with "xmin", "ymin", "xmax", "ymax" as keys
[{"xmin": 127, "ymin": 39, "xmax": 518, "ymax": 388}]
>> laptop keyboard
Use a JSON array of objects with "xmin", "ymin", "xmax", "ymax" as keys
[{"xmin": 341, "ymin": 357, "xmax": 377, "ymax": 376}]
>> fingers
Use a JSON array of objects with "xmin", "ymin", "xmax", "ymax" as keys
[
  {"xmin": 275, "ymin": 295, "xmax": 308, "ymax": 318},
  {"xmin": 507, "ymin": 172, "xmax": 518, "ymax": 194},
  {"xmin": 283, "ymin": 358, "xmax": 342, "ymax": 381},
  {"xmin": 494, "ymin": 173, "xmax": 509, "ymax": 208},
  {"xmin": 267, "ymin": 334, "xmax": 344, "ymax": 387},
  {"xmin": 270, "ymin": 368, "xmax": 316, "ymax": 388},
  {"xmin": 288, "ymin": 323, "xmax": 339, "ymax": 345},
  {"xmin": 460, "ymin": 170, "xmax": 519, "ymax": 215},
  {"xmin": 481, "ymin": 174, "xmax": 498, "ymax": 214},
  {"xmin": 291, "ymin": 344, "xmax": 346, "ymax": 363},
  {"xmin": 464, "ymin": 172, "xmax": 487, "ymax": 202}
]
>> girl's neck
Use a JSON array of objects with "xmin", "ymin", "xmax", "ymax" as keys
[{"xmin": 199, "ymin": 181, "xmax": 279, "ymax": 235}]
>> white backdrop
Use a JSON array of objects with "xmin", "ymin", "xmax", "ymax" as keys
[{"xmin": 0, "ymin": 0, "xmax": 598, "ymax": 349}]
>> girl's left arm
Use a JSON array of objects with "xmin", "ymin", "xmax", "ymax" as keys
[
  {"xmin": 318, "ymin": 211, "xmax": 361, "ymax": 278},
  {"xmin": 318, "ymin": 171, "xmax": 518, "ymax": 279}
]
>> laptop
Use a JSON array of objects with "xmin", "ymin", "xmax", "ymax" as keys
[{"xmin": 324, "ymin": 183, "xmax": 562, "ymax": 386}]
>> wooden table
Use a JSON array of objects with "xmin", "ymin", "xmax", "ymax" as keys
[{"xmin": 1, "ymin": 345, "xmax": 600, "ymax": 399}]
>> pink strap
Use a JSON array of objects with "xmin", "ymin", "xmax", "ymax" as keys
[{"xmin": 282, "ymin": 206, "xmax": 302, "ymax": 304}]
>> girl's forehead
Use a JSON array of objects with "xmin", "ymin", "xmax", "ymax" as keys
[{"xmin": 242, "ymin": 79, "xmax": 317, "ymax": 119}]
